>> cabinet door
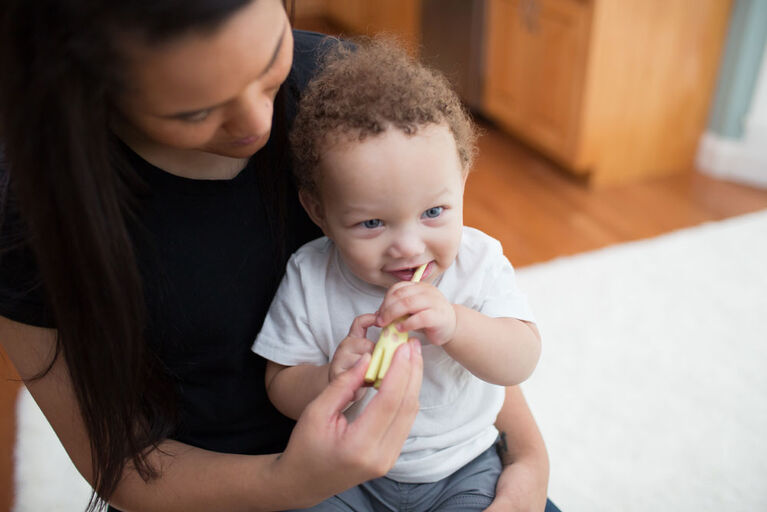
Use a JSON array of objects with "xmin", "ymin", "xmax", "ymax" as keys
[
  {"xmin": 324, "ymin": 0, "xmax": 421, "ymax": 51},
  {"xmin": 369, "ymin": 1, "xmax": 421, "ymax": 51},
  {"xmin": 484, "ymin": 0, "xmax": 590, "ymax": 166},
  {"xmin": 324, "ymin": 0, "xmax": 370, "ymax": 33}
]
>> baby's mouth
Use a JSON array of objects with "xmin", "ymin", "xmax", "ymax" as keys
[{"xmin": 386, "ymin": 262, "xmax": 432, "ymax": 282}]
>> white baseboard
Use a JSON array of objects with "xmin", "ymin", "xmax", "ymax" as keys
[{"xmin": 697, "ymin": 132, "xmax": 767, "ymax": 189}]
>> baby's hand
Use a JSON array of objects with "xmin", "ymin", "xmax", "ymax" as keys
[
  {"xmin": 330, "ymin": 313, "xmax": 377, "ymax": 401},
  {"xmin": 376, "ymin": 281, "xmax": 457, "ymax": 346}
]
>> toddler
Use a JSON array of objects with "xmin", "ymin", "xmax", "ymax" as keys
[{"xmin": 252, "ymin": 38, "xmax": 541, "ymax": 511}]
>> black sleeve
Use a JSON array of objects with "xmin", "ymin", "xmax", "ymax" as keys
[
  {"xmin": 289, "ymin": 30, "xmax": 335, "ymax": 93},
  {"xmin": 285, "ymin": 30, "xmax": 355, "ymax": 129},
  {"xmin": 0, "ymin": 173, "xmax": 55, "ymax": 328}
]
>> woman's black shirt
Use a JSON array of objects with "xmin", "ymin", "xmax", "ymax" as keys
[{"xmin": 0, "ymin": 30, "xmax": 326, "ymax": 456}]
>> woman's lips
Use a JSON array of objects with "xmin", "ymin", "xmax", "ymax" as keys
[
  {"xmin": 232, "ymin": 134, "xmax": 263, "ymax": 147},
  {"xmin": 387, "ymin": 261, "xmax": 433, "ymax": 282}
]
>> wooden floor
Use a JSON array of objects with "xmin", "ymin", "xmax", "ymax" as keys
[
  {"xmin": 466, "ymin": 119, "xmax": 767, "ymax": 268},
  {"xmin": 2, "ymin": 18, "xmax": 767, "ymax": 508},
  {"xmin": 0, "ymin": 354, "xmax": 18, "ymax": 512}
]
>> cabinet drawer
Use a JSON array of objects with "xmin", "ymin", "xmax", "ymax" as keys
[{"xmin": 484, "ymin": 0, "xmax": 591, "ymax": 167}]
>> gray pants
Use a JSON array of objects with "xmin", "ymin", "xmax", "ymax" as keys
[{"xmin": 293, "ymin": 444, "xmax": 502, "ymax": 511}]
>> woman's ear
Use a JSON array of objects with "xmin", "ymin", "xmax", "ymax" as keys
[{"xmin": 299, "ymin": 189, "xmax": 326, "ymax": 231}]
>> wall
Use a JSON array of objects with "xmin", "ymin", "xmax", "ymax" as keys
[{"xmin": 697, "ymin": 0, "xmax": 767, "ymax": 188}]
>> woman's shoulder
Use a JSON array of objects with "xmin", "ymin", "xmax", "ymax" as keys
[
  {"xmin": 293, "ymin": 29, "xmax": 334, "ymax": 55},
  {"xmin": 288, "ymin": 30, "xmax": 336, "ymax": 92},
  {"xmin": 0, "ymin": 157, "xmax": 54, "ymax": 328}
]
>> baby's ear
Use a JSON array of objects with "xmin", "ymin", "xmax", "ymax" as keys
[{"xmin": 299, "ymin": 189, "xmax": 326, "ymax": 231}]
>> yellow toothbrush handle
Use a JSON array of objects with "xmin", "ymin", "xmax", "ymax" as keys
[{"xmin": 363, "ymin": 263, "xmax": 428, "ymax": 387}]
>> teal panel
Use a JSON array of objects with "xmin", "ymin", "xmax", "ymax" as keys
[{"xmin": 708, "ymin": 0, "xmax": 767, "ymax": 139}]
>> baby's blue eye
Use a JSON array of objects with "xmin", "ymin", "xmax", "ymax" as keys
[
  {"xmin": 423, "ymin": 206, "xmax": 444, "ymax": 219},
  {"xmin": 362, "ymin": 219, "xmax": 383, "ymax": 229}
]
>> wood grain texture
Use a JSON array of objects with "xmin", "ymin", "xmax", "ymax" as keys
[
  {"xmin": 465, "ymin": 119, "xmax": 767, "ymax": 267},
  {"xmin": 578, "ymin": 0, "xmax": 734, "ymax": 186},
  {"xmin": 483, "ymin": 0, "xmax": 734, "ymax": 186},
  {"xmin": 1, "ymin": 346, "xmax": 20, "ymax": 512},
  {"xmin": 321, "ymin": 0, "xmax": 421, "ymax": 51},
  {"xmin": 484, "ymin": 0, "xmax": 592, "ymax": 170}
]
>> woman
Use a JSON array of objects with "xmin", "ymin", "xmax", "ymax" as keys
[{"xmin": 0, "ymin": 0, "xmax": 552, "ymax": 510}]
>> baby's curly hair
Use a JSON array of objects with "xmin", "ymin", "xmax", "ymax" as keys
[{"xmin": 290, "ymin": 36, "xmax": 477, "ymax": 195}]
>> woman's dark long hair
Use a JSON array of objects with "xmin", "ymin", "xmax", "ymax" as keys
[{"xmin": 0, "ymin": 0, "xmax": 293, "ymax": 509}]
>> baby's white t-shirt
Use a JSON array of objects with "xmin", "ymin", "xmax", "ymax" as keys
[{"xmin": 253, "ymin": 226, "xmax": 535, "ymax": 482}]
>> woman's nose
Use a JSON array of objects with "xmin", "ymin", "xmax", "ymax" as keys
[{"xmin": 224, "ymin": 89, "xmax": 273, "ymax": 138}]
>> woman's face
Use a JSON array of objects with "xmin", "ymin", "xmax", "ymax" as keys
[{"xmin": 115, "ymin": 0, "xmax": 293, "ymax": 158}]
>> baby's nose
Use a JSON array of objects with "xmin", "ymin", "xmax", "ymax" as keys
[{"xmin": 388, "ymin": 231, "xmax": 426, "ymax": 259}]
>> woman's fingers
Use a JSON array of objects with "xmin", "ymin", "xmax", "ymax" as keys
[
  {"xmin": 277, "ymin": 354, "xmax": 377, "ymax": 500},
  {"xmin": 310, "ymin": 352, "xmax": 371, "ymax": 422},
  {"xmin": 351, "ymin": 340, "xmax": 422, "ymax": 463},
  {"xmin": 375, "ymin": 339, "xmax": 422, "ymax": 445},
  {"xmin": 279, "ymin": 340, "xmax": 422, "ymax": 497}
]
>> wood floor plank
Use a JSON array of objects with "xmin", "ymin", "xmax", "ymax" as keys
[
  {"xmin": 1, "ymin": 346, "xmax": 20, "ymax": 512},
  {"xmin": 466, "ymin": 122, "xmax": 767, "ymax": 267}
]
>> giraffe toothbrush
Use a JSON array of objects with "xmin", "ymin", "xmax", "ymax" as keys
[{"xmin": 364, "ymin": 263, "xmax": 428, "ymax": 388}]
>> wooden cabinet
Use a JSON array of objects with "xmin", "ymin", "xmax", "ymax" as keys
[
  {"xmin": 322, "ymin": 0, "xmax": 367, "ymax": 33},
  {"xmin": 485, "ymin": 0, "xmax": 590, "ymax": 175},
  {"xmin": 323, "ymin": 0, "xmax": 421, "ymax": 51},
  {"xmin": 483, "ymin": 0, "xmax": 733, "ymax": 186}
]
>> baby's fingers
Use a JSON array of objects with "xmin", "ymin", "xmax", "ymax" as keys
[
  {"xmin": 377, "ymin": 282, "xmax": 417, "ymax": 317},
  {"xmin": 349, "ymin": 313, "xmax": 378, "ymax": 338},
  {"xmin": 397, "ymin": 309, "xmax": 439, "ymax": 333},
  {"xmin": 339, "ymin": 336, "xmax": 376, "ymax": 356},
  {"xmin": 378, "ymin": 292, "xmax": 434, "ymax": 327},
  {"xmin": 332, "ymin": 338, "xmax": 376, "ymax": 379},
  {"xmin": 352, "ymin": 340, "xmax": 422, "ymax": 462}
]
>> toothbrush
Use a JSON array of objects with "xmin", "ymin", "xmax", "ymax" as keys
[{"xmin": 364, "ymin": 263, "xmax": 428, "ymax": 388}]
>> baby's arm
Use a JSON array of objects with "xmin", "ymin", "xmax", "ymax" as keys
[
  {"xmin": 265, "ymin": 313, "xmax": 377, "ymax": 420},
  {"xmin": 445, "ymin": 307, "xmax": 540, "ymax": 385},
  {"xmin": 377, "ymin": 282, "xmax": 540, "ymax": 386},
  {"xmin": 265, "ymin": 361, "xmax": 331, "ymax": 420}
]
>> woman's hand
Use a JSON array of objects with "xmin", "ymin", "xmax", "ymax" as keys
[
  {"xmin": 485, "ymin": 386, "xmax": 550, "ymax": 512},
  {"xmin": 0, "ymin": 316, "xmax": 421, "ymax": 512},
  {"xmin": 273, "ymin": 339, "xmax": 423, "ymax": 508},
  {"xmin": 485, "ymin": 455, "xmax": 549, "ymax": 512}
]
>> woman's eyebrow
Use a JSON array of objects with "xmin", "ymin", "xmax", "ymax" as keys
[
  {"xmin": 258, "ymin": 20, "xmax": 287, "ymax": 79},
  {"xmin": 164, "ymin": 22, "xmax": 288, "ymax": 119}
]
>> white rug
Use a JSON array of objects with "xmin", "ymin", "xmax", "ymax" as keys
[
  {"xmin": 517, "ymin": 210, "xmax": 767, "ymax": 512},
  {"xmin": 14, "ymin": 388, "xmax": 91, "ymax": 511},
  {"xmin": 14, "ymin": 210, "xmax": 767, "ymax": 511}
]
